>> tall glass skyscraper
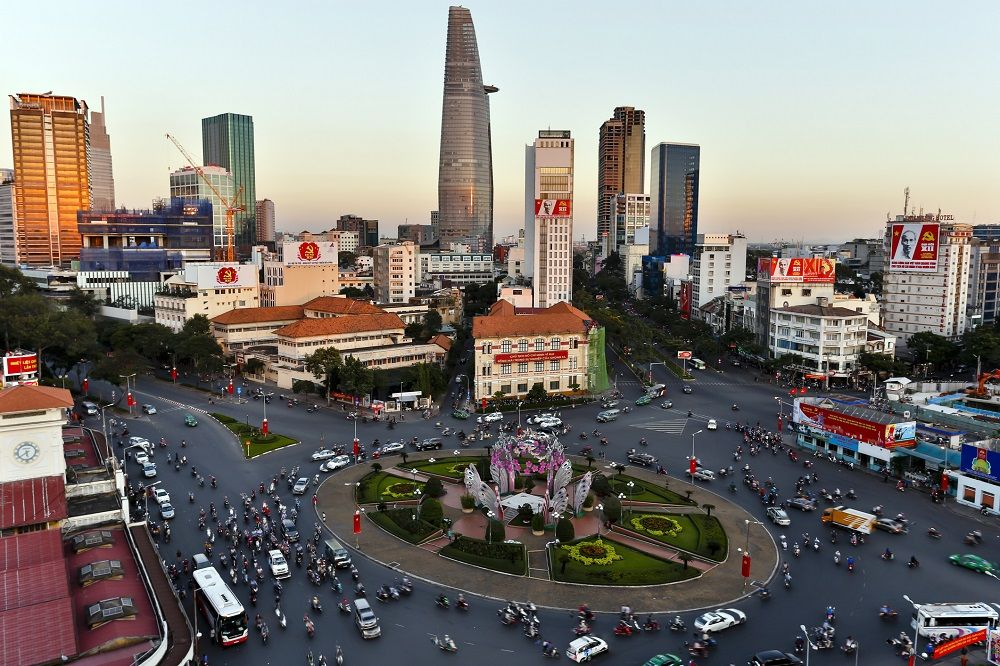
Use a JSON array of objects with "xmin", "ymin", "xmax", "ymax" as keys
[
  {"xmin": 437, "ymin": 6, "xmax": 496, "ymax": 253},
  {"xmin": 202, "ymin": 113, "xmax": 255, "ymax": 252},
  {"xmin": 649, "ymin": 142, "xmax": 700, "ymax": 257}
]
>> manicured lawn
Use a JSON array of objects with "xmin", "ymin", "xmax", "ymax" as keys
[
  {"xmin": 356, "ymin": 471, "xmax": 426, "ymax": 504},
  {"xmin": 401, "ymin": 456, "xmax": 484, "ymax": 480},
  {"xmin": 551, "ymin": 537, "xmax": 699, "ymax": 586},
  {"xmin": 624, "ymin": 512, "xmax": 728, "ymax": 561},
  {"xmin": 609, "ymin": 476, "xmax": 695, "ymax": 505},
  {"xmin": 210, "ymin": 413, "xmax": 298, "ymax": 458},
  {"xmin": 368, "ymin": 508, "xmax": 440, "ymax": 545},
  {"xmin": 440, "ymin": 536, "xmax": 527, "ymax": 576}
]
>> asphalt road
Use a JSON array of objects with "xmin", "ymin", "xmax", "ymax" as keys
[{"xmin": 78, "ymin": 360, "xmax": 1000, "ymax": 666}]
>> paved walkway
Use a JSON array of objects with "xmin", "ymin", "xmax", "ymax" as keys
[{"xmin": 316, "ymin": 450, "xmax": 778, "ymax": 613}]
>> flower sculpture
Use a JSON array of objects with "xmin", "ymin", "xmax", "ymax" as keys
[{"xmin": 486, "ymin": 430, "xmax": 572, "ymax": 522}]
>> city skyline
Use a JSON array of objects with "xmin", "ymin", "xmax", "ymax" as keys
[{"xmin": 2, "ymin": 1, "xmax": 998, "ymax": 243}]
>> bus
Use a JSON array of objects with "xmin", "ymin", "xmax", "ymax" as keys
[
  {"xmin": 193, "ymin": 566, "xmax": 249, "ymax": 646},
  {"xmin": 690, "ymin": 358, "xmax": 706, "ymax": 370},
  {"xmin": 911, "ymin": 602, "xmax": 1000, "ymax": 640}
]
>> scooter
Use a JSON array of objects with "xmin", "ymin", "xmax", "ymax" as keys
[
  {"xmin": 927, "ymin": 527, "xmax": 942, "ymax": 539},
  {"xmin": 338, "ymin": 600, "xmax": 351, "ymax": 614},
  {"xmin": 432, "ymin": 635, "xmax": 458, "ymax": 653},
  {"xmin": 669, "ymin": 617, "xmax": 686, "ymax": 632}
]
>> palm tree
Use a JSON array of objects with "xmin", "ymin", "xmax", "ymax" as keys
[
  {"xmin": 701, "ymin": 503, "xmax": 716, "ymax": 517},
  {"xmin": 586, "ymin": 454, "xmax": 596, "ymax": 469}
]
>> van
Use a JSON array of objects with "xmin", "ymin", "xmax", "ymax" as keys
[
  {"xmin": 81, "ymin": 401, "xmax": 98, "ymax": 416},
  {"xmin": 647, "ymin": 383, "xmax": 667, "ymax": 397},
  {"xmin": 596, "ymin": 409, "xmax": 621, "ymax": 423},
  {"xmin": 324, "ymin": 537, "xmax": 352, "ymax": 569},
  {"xmin": 354, "ymin": 598, "xmax": 381, "ymax": 638},
  {"xmin": 192, "ymin": 553, "xmax": 211, "ymax": 570}
]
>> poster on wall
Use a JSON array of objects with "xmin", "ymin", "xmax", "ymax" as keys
[
  {"xmin": 196, "ymin": 264, "xmax": 258, "ymax": 289},
  {"xmin": 793, "ymin": 400, "xmax": 916, "ymax": 448},
  {"xmin": 283, "ymin": 241, "xmax": 338, "ymax": 265},
  {"xmin": 534, "ymin": 199, "xmax": 572, "ymax": 217},
  {"xmin": 961, "ymin": 444, "xmax": 1000, "ymax": 483},
  {"xmin": 679, "ymin": 282, "xmax": 692, "ymax": 320},
  {"xmin": 888, "ymin": 222, "xmax": 939, "ymax": 272},
  {"xmin": 757, "ymin": 258, "xmax": 836, "ymax": 283}
]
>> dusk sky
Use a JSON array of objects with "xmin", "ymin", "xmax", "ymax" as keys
[{"xmin": 3, "ymin": 1, "xmax": 998, "ymax": 243}]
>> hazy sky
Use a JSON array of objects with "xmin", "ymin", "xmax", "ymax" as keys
[{"xmin": 3, "ymin": 1, "xmax": 998, "ymax": 243}]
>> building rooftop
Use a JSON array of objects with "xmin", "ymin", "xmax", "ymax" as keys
[
  {"xmin": 472, "ymin": 301, "xmax": 594, "ymax": 338},
  {"xmin": 431, "ymin": 333, "xmax": 453, "ymax": 351},
  {"xmin": 276, "ymin": 313, "xmax": 406, "ymax": 339},
  {"xmin": 303, "ymin": 296, "xmax": 386, "ymax": 316},
  {"xmin": 212, "ymin": 305, "xmax": 305, "ymax": 325},
  {"xmin": 0, "ymin": 384, "xmax": 74, "ymax": 415},
  {"xmin": 776, "ymin": 304, "xmax": 867, "ymax": 318}
]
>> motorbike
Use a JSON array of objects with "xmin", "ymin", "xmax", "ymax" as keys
[
  {"xmin": 825, "ymin": 607, "xmax": 836, "ymax": 624},
  {"xmin": 927, "ymin": 527, "xmax": 942, "ymax": 539},
  {"xmin": 845, "ymin": 489, "xmax": 857, "ymax": 500},
  {"xmin": 498, "ymin": 609, "xmax": 517, "ymax": 625},
  {"xmin": 375, "ymin": 586, "xmax": 392, "ymax": 602},
  {"xmin": 669, "ymin": 617, "xmax": 686, "ymax": 632},
  {"xmin": 812, "ymin": 538, "xmax": 820, "ymax": 552},
  {"xmin": 841, "ymin": 638, "xmax": 858, "ymax": 655},
  {"xmin": 435, "ymin": 596, "xmax": 450, "ymax": 609},
  {"xmin": 396, "ymin": 578, "xmax": 413, "ymax": 595},
  {"xmin": 456, "ymin": 597, "xmax": 469, "ymax": 611},
  {"xmin": 847, "ymin": 559, "xmax": 855, "ymax": 573},
  {"xmin": 759, "ymin": 588, "xmax": 771, "ymax": 601},
  {"xmin": 542, "ymin": 644, "xmax": 560, "ymax": 659},
  {"xmin": 335, "ymin": 647, "xmax": 343, "ymax": 666},
  {"xmin": 879, "ymin": 607, "xmax": 898, "ymax": 620},
  {"xmin": 964, "ymin": 530, "xmax": 984, "ymax": 545},
  {"xmin": 642, "ymin": 616, "xmax": 660, "ymax": 632},
  {"xmin": 338, "ymin": 600, "xmax": 351, "ymax": 614},
  {"xmin": 833, "ymin": 551, "xmax": 841, "ymax": 565},
  {"xmin": 573, "ymin": 621, "xmax": 591, "ymax": 637},
  {"xmin": 613, "ymin": 621, "xmax": 634, "ymax": 637},
  {"xmin": 432, "ymin": 635, "xmax": 458, "ymax": 653},
  {"xmin": 792, "ymin": 543, "xmax": 800, "ymax": 558},
  {"xmin": 311, "ymin": 596, "xmax": 323, "ymax": 613}
]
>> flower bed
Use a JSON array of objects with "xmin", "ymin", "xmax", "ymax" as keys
[
  {"xmin": 401, "ymin": 456, "xmax": 485, "ymax": 480},
  {"xmin": 623, "ymin": 512, "xmax": 728, "ymax": 562},
  {"xmin": 563, "ymin": 538, "xmax": 622, "ymax": 566},
  {"xmin": 552, "ymin": 537, "xmax": 698, "ymax": 586},
  {"xmin": 629, "ymin": 514, "xmax": 682, "ymax": 538},
  {"xmin": 356, "ymin": 471, "xmax": 426, "ymax": 504},
  {"xmin": 439, "ymin": 536, "xmax": 527, "ymax": 575}
]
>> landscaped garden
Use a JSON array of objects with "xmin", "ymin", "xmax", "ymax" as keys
[
  {"xmin": 551, "ymin": 536, "xmax": 699, "ymax": 586},
  {"xmin": 400, "ymin": 456, "xmax": 484, "ymax": 480},
  {"xmin": 356, "ymin": 471, "xmax": 427, "ymax": 504},
  {"xmin": 624, "ymin": 512, "xmax": 729, "ymax": 561},
  {"xmin": 368, "ymin": 508, "xmax": 440, "ymax": 545},
  {"xmin": 607, "ymin": 475, "xmax": 695, "ymax": 505},
  {"xmin": 210, "ymin": 413, "xmax": 298, "ymax": 458},
  {"xmin": 440, "ymin": 536, "xmax": 527, "ymax": 576}
]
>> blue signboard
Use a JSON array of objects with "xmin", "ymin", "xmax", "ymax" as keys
[
  {"xmin": 961, "ymin": 444, "xmax": 1000, "ymax": 483},
  {"xmin": 827, "ymin": 433, "xmax": 859, "ymax": 452}
]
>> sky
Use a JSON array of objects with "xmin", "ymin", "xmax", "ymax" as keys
[{"xmin": 2, "ymin": 0, "xmax": 999, "ymax": 243}]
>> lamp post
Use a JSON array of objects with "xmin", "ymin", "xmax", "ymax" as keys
[
  {"xmin": 902, "ymin": 595, "xmax": 921, "ymax": 666},
  {"xmin": 486, "ymin": 510, "xmax": 495, "ymax": 545},
  {"xmin": 690, "ymin": 430, "xmax": 703, "ymax": 486},
  {"xmin": 99, "ymin": 394, "xmax": 118, "ymax": 462},
  {"xmin": 596, "ymin": 504, "xmax": 603, "ymax": 536},
  {"xmin": 517, "ymin": 401, "xmax": 524, "ymax": 428},
  {"xmin": 741, "ymin": 519, "xmax": 763, "ymax": 591},
  {"xmin": 799, "ymin": 624, "xmax": 813, "ymax": 666},
  {"xmin": 120, "ymin": 373, "xmax": 137, "ymax": 416}
]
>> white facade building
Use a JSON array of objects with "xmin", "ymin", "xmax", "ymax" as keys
[
  {"xmin": 169, "ymin": 165, "xmax": 234, "ymax": 250},
  {"xmin": 0, "ymin": 169, "xmax": 16, "ymax": 266},
  {"xmin": 154, "ymin": 263, "xmax": 260, "ymax": 332},
  {"xmin": 610, "ymin": 192, "xmax": 650, "ymax": 255},
  {"xmin": 372, "ymin": 240, "xmax": 417, "ymax": 304},
  {"xmin": 769, "ymin": 301, "xmax": 887, "ymax": 376},
  {"xmin": 417, "ymin": 252, "xmax": 494, "ymax": 286},
  {"xmin": 691, "ymin": 233, "xmax": 747, "ymax": 318},
  {"xmin": 524, "ymin": 130, "xmax": 574, "ymax": 308}
]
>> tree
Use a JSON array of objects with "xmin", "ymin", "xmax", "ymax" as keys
[
  {"xmin": 0, "ymin": 265, "xmax": 36, "ymax": 298},
  {"xmin": 175, "ymin": 332, "xmax": 223, "ymax": 374},
  {"xmin": 424, "ymin": 477, "xmax": 445, "ymax": 498},
  {"xmin": 181, "ymin": 314, "xmax": 212, "ymax": 337},
  {"xmin": 558, "ymin": 550, "xmax": 570, "ymax": 573},
  {"xmin": 526, "ymin": 382, "xmax": 547, "ymax": 402},
  {"xmin": 404, "ymin": 322, "xmax": 424, "ymax": 341},
  {"xmin": 585, "ymin": 454, "xmax": 596, "ymax": 469},
  {"xmin": 406, "ymin": 363, "xmax": 448, "ymax": 398},
  {"xmin": 64, "ymin": 287, "xmax": 102, "ymax": 318},
  {"xmin": 909, "ymin": 331, "xmax": 959, "ymax": 368},
  {"xmin": 339, "ymin": 356, "xmax": 374, "ymax": 396},
  {"xmin": 338, "ymin": 251, "xmax": 358, "ymax": 269},
  {"xmin": 423, "ymin": 310, "xmax": 443, "ymax": 337},
  {"xmin": 555, "ymin": 517, "xmax": 575, "ymax": 542},
  {"xmin": 339, "ymin": 286, "xmax": 365, "ymax": 298},
  {"xmin": 701, "ymin": 503, "xmax": 716, "ymax": 518},
  {"xmin": 244, "ymin": 357, "xmax": 265, "ymax": 375},
  {"xmin": 962, "ymin": 325, "xmax": 1000, "ymax": 369},
  {"xmin": 602, "ymin": 496, "xmax": 622, "ymax": 526},
  {"xmin": 400, "ymin": 451, "xmax": 409, "ymax": 465},
  {"xmin": 370, "ymin": 462, "xmax": 382, "ymax": 473},
  {"xmin": 303, "ymin": 347, "xmax": 342, "ymax": 400},
  {"xmin": 679, "ymin": 553, "xmax": 692, "ymax": 569},
  {"xmin": 420, "ymin": 497, "xmax": 443, "ymax": 527},
  {"xmin": 485, "ymin": 517, "xmax": 505, "ymax": 542}
]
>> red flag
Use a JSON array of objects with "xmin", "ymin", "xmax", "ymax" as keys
[
  {"xmin": 481, "ymin": 398, "xmax": 487, "ymax": 410},
  {"xmin": 689, "ymin": 458, "xmax": 697, "ymax": 475},
  {"xmin": 777, "ymin": 417, "xmax": 783, "ymax": 432},
  {"xmin": 940, "ymin": 474, "xmax": 949, "ymax": 492},
  {"xmin": 227, "ymin": 381, "xmax": 234, "ymax": 395},
  {"xmin": 170, "ymin": 367, "xmax": 177, "ymax": 382},
  {"xmin": 353, "ymin": 510, "xmax": 361, "ymax": 535},
  {"xmin": 127, "ymin": 392, "xmax": 135, "ymax": 407},
  {"xmin": 741, "ymin": 552, "xmax": 752, "ymax": 578},
  {"xmin": 261, "ymin": 418, "xmax": 268, "ymax": 436},
  {"xmin": 353, "ymin": 439, "xmax": 360, "ymax": 456},
  {"xmin": 82, "ymin": 378, "xmax": 89, "ymax": 394}
]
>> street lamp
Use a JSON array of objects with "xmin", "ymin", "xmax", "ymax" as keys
[
  {"xmin": 690, "ymin": 430, "xmax": 703, "ymax": 486},
  {"xmin": 517, "ymin": 401, "xmax": 524, "ymax": 428},
  {"xmin": 799, "ymin": 624, "xmax": 813, "ymax": 666},
  {"xmin": 141, "ymin": 480, "xmax": 162, "ymax": 522},
  {"xmin": 119, "ymin": 373, "xmax": 137, "ymax": 416},
  {"xmin": 902, "ymin": 595, "xmax": 921, "ymax": 665},
  {"xmin": 596, "ymin": 504, "xmax": 604, "ymax": 536},
  {"xmin": 486, "ymin": 510, "xmax": 495, "ymax": 545},
  {"xmin": 741, "ymin": 519, "xmax": 763, "ymax": 590}
]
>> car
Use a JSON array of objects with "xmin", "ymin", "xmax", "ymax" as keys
[
  {"xmin": 948, "ymin": 553, "xmax": 999, "ymax": 574},
  {"xmin": 660, "ymin": 400, "xmax": 674, "ymax": 410},
  {"xmin": 142, "ymin": 463, "xmax": 157, "ymax": 478},
  {"xmin": 141, "ymin": 404, "xmax": 157, "ymax": 415},
  {"xmin": 707, "ymin": 419, "xmax": 718, "ymax": 430},
  {"xmin": 600, "ymin": 400, "xmax": 620, "ymax": 409},
  {"xmin": 133, "ymin": 451, "xmax": 150, "ymax": 466},
  {"xmin": 320, "ymin": 455, "xmax": 351, "ymax": 472},
  {"xmin": 635, "ymin": 395, "xmax": 652, "ymax": 406},
  {"xmin": 80, "ymin": 401, "xmax": 99, "ymax": 416},
  {"xmin": 416, "ymin": 438, "xmax": 443, "ymax": 451},
  {"xmin": 786, "ymin": 497, "xmax": 816, "ymax": 512},
  {"xmin": 282, "ymin": 518, "xmax": 300, "ymax": 541},
  {"xmin": 751, "ymin": 650, "xmax": 802, "ymax": 666},
  {"xmin": 693, "ymin": 608, "xmax": 747, "ymax": 633},
  {"xmin": 128, "ymin": 436, "xmax": 152, "ymax": 451},
  {"xmin": 682, "ymin": 385, "xmax": 693, "ymax": 394},
  {"xmin": 268, "ymin": 549, "xmax": 290, "ymax": 579},
  {"xmin": 380, "ymin": 441, "xmax": 404, "ymax": 455},
  {"xmin": 451, "ymin": 409, "xmax": 470, "ymax": 420},
  {"xmin": 153, "ymin": 488, "xmax": 170, "ymax": 505},
  {"xmin": 690, "ymin": 469, "xmax": 716, "ymax": 482},
  {"xmin": 627, "ymin": 452, "xmax": 658, "ymax": 466},
  {"xmin": 875, "ymin": 518, "xmax": 907, "ymax": 534},
  {"xmin": 527, "ymin": 413, "xmax": 557, "ymax": 425},
  {"xmin": 311, "ymin": 449, "xmax": 339, "ymax": 461},
  {"xmin": 478, "ymin": 412, "xmax": 503, "ymax": 423},
  {"xmin": 566, "ymin": 635, "xmax": 609, "ymax": 663},
  {"xmin": 766, "ymin": 507, "xmax": 791, "ymax": 526},
  {"xmin": 647, "ymin": 383, "xmax": 667, "ymax": 397},
  {"xmin": 159, "ymin": 502, "xmax": 175, "ymax": 520},
  {"xmin": 292, "ymin": 477, "xmax": 309, "ymax": 495},
  {"xmin": 184, "ymin": 413, "xmax": 198, "ymax": 427},
  {"xmin": 536, "ymin": 418, "xmax": 562, "ymax": 429},
  {"xmin": 642, "ymin": 655, "xmax": 683, "ymax": 666}
]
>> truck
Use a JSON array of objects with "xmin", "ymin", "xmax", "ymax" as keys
[{"xmin": 821, "ymin": 506, "xmax": 876, "ymax": 534}]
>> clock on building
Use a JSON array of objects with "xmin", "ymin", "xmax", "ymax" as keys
[{"xmin": 13, "ymin": 441, "xmax": 40, "ymax": 464}]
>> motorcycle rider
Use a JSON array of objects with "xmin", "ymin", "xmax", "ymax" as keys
[{"xmin": 882, "ymin": 547, "xmax": 893, "ymax": 560}]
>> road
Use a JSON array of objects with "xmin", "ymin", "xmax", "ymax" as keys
[{"xmin": 78, "ymin": 360, "xmax": 1000, "ymax": 666}]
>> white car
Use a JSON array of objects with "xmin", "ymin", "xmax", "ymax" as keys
[
  {"xmin": 153, "ymin": 488, "xmax": 171, "ymax": 506},
  {"xmin": 128, "ymin": 436, "xmax": 152, "ymax": 450},
  {"xmin": 134, "ymin": 451, "xmax": 151, "ymax": 466},
  {"xmin": 320, "ymin": 455, "xmax": 351, "ymax": 472},
  {"xmin": 693, "ymin": 608, "xmax": 747, "ymax": 633},
  {"xmin": 566, "ymin": 635, "xmax": 609, "ymax": 662},
  {"xmin": 537, "ymin": 418, "xmax": 562, "ymax": 428},
  {"xmin": 766, "ymin": 507, "xmax": 791, "ymax": 526},
  {"xmin": 268, "ymin": 549, "xmax": 290, "ymax": 579},
  {"xmin": 142, "ymin": 463, "xmax": 157, "ymax": 478},
  {"xmin": 292, "ymin": 477, "xmax": 310, "ymax": 495},
  {"xmin": 380, "ymin": 442, "xmax": 404, "ymax": 455},
  {"xmin": 159, "ymin": 502, "xmax": 175, "ymax": 520},
  {"xmin": 527, "ymin": 413, "xmax": 557, "ymax": 425},
  {"xmin": 311, "ymin": 449, "xmax": 338, "ymax": 461},
  {"xmin": 690, "ymin": 469, "xmax": 716, "ymax": 482},
  {"xmin": 141, "ymin": 404, "xmax": 157, "ymax": 415},
  {"xmin": 478, "ymin": 412, "xmax": 503, "ymax": 423},
  {"xmin": 707, "ymin": 419, "xmax": 718, "ymax": 431}
]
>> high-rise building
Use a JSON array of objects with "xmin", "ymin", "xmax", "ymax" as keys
[
  {"xmin": 524, "ymin": 130, "xmax": 574, "ymax": 308},
  {"xmin": 335, "ymin": 214, "xmax": 379, "ymax": 249},
  {"xmin": 202, "ymin": 113, "xmax": 256, "ymax": 251},
  {"xmin": 9, "ymin": 93, "xmax": 91, "ymax": 266},
  {"xmin": 255, "ymin": 199, "xmax": 275, "ymax": 243},
  {"xmin": 597, "ymin": 107, "xmax": 645, "ymax": 241},
  {"xmin": 437, "ymin": 6, "xmax": 497, "ymax": 253},
  {"xmin": 89, "ymin": 96, "xmax": 115, "ymax": 211},
  {"xmin": 0, "ymin": 169, "xmax": 16, "ymax": 266},
  {"xmin": 690, "ymin": 233, "xmax": 747, "ymax": 318},
  {"xmin": 373, "ymin": 240, "xmax": 417, "ymax": 304},
  {"xmin": 649, "ymin": 142, "xmax": 700, "ymax": 256},
  {"xmin": 609, "ymin": 192, "xmax": 650, "ymax": 256},
  {"xmin": 169, "ymin": 165, "xmax": 234, "ymax": 250}
]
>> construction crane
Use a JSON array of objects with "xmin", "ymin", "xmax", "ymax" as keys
[{"xmin": 165, "ymin": 133, "xmax": 244, "ymax": 262}]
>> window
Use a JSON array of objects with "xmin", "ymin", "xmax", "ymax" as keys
[
  {"xmin": 569, "ymin": 357, "xmax": 578, "ymax": 370},
  {"xmin": 964, "ymin": 486, "xmax": 977, "ymax": 503},
  {"xmin": 534, "ymin": 338, "xmax": 545, "ymax": 351},
  {"xmin": 570, "ymin": 338, "xmax": 578, "ymax": 349},
  {"xmin": 550, "ymin": 360, "xmax": 560, "ymax": 371},
  {"xmin": 501, "ymin": 364, "xmax": 511, "ymax": 375},
  {"xmin": 500, "ymin": 384, "xmax": 511, "ymax": 394},
  {"xmin": 518, "ymin": 362, "xmax": 529, "ymax": 373},
  {"xmin": 481, "ymin": 365, "xmax": 491, "ymax": 376},
  {"xmin": 518, "ymin": 339, "xmax": 529, "ymax": 352},
  {"xmin": 549, "ymin": 380, "xmax": 560, "ymax": 390},
  {"xmin": 534, "ymin": 361, "xmax": 544, "ymax": 372},
  {"xmin": 501, "ymin": 340, "xmax": 511, "ymax": 353},
  {"xmin": 517, "ymin": 383, "xmax": 528, "ymax": 393},
  {"xmin": 550, "ymin": 337, "xmax": 560, "ymax": 350}
]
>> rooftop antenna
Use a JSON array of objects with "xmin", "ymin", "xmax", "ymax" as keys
[{"xmin": 903, "ymin": 186, "xmax": 910, "ymax": 217}]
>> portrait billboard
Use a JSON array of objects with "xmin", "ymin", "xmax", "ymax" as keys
[
  {"xmin": 283, "ymin": 241, "xmax": 338, "ymax": 266},
  {"xmin": 756, "ymin": 258, "xmax": 836, "ymax": 284},
  {"xmin": 195, "ymin": 263, "xmax": 258, "ymax": 290},
  {"xmin": 534, "ymin": 199, "xmax": 572, "ymax": 217},
  {"xmin": 679, "ymin": 281, "xmax": 692, "ymax": 320},
  {"xmin": 888, "ymin": 222, "xmax": 939, "ymax": 272},
  {"xmin": 961, "ymin": 444, "xmax": 1000, "ymax": 484}
]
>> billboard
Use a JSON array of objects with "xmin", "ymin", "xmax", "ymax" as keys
[
  {"xmin": 961, "ymin": 444, "xmax": 1000, "ymax": 483},
  {"xmin": 888, "ymin": 222, "xmax": 939, "ymax": 272},
  {"xmin": 534, "ymin": 199, "xmax": 572, "ymax": 217},
  {"xmin": 793, "ymin": 400, "xmax": 916, "ymax": 448},
  {"xmin": 196, "ymin": 264, "xmax": 258, "ymax": 290},
  {"xmin": 757, "ymin": 258, "xmax": 836, "ymax": 283},
  {"xmin": 3, "ymin": 353, "xmax": 38, "ymax": 376},
  {"xmin": 679, "ymin": 281, "xmax": 692, "ymax": 320},
  {"xmin": 494, "ymin": 350, "xmax": 568, "ymax": 364},
  {"xmin": 677, "ymin": 351, "xmax": 693, "ymax": 360},
  {"xmin": 283, "ymin": 241, "xmax": 338, "ymax": 266}
]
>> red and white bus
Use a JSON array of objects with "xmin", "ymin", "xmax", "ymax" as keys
[{"xmin": 192, "ymin": 566, "xmax": 248, "ymax": 646}]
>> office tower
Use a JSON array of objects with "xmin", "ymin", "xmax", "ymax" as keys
[
  {"xmin": 690, "ymin": 233, "xmax": 747, "ymax": 316},
  {"xmin": 335, "ymin": 214, "xmax": 379, "ymax": 248},
  {"xmin": 0, "ymin": 169, "xmax": 16, "ymax": 266},
  {"xmin": 89, "ymin": 96, "xmax": 115, "ymax": 211},
  {"xmin": 649, "ymin": 142, "xmax": 700, "ymax": 256},
  {"xmin": 437, "ymin": 6, "xmax": 497, "ymax": 253},
  {"xmin": 597, "ymin": 107, "xmax": 645, "ymax": 240},
  {"xmin": 373, "ymin": 240, "xmax": 417, "ymax": 304},
  {"xmin": 610, "ymin": 192, "xmax": 650, "ymax": 255},
  {"xmin": 169, "ymin": 165, "xmax": 234, "ymax": 250},
  {"xmin": 9, "ymin": 93, "xmax": 91, "ymax": 266},
  {"xmin": 255, "ymin": 199, "xmax": 275, "ymax": 243},
  {"xmin": 524, "ymin": 130, "xmax": 574, "ymax": 308},
  {"xmin": 202, "ymin": 113, "xmax": 256, "ymax": 251}
]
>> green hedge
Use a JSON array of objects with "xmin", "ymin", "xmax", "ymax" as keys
[
  {"xmin": 440, "ymin": 536, "xmax": 526, "ymax": 575},
  {"xmin": 369, "ymin": 509, "xmax": 439, "ymax": 544},
  {"xmin": 552, "ymin": 537, "xmax": 699, "ymax": 586},
  {"xmin": 356, "ymin": 472, "xmax": 426, "ymax": 504},
  {"xmin": 624, "ymin": 512, "xmax": 728, "ymax": 561},
  {"xmin": 210, "ymin": 412, "xmax": 238, "ymax": 424}
]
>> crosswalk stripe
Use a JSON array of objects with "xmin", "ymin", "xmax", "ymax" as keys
[{"xmin": 630, "ymin": 419, "xmax": 688, "ymax": 434}]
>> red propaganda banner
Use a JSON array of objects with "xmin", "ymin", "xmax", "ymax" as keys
[
  {"xmin": 889, "ymin": 222, "xmax": 940, "ymax": 273},
  {"xmin": 216, "ymin": 265, "xmax": 240, "ymax": 285},
  {"xmin": 329, "ymin": 390, "xmax": 355, "ymax": 402},
  {"xmin": 353, "ymin": 510, "xmax": 362, "ymax": 535},
  {"xmin": 677, "ymin": 351, "xmax": 693, "ymax": 360},
  {"xmin": 741, "ymin": 553, "xmax": 751, "ymax": 578},
  {"xmin": 932, "ymin": 628, "xmax": 987, "ymax": 659},
  {"xmin": 353, "ymin": 439, "xmax": 360, "ymax": 457},
  {"xmin": 170, "ymin": 367, "xmax": 178, "ymax": 381},
  {"xmin": 127, "ymin": 392, "xmax": 135, "ymax": 407},
  {"xmin": 3, "ymin": 353, "xmax": 38, "ymax": 375},
  {"xmin": 534, "ymin": 199, "xmax": 572, "ymax": 217},
  {"xmin": 794, "ymin": 401, "xmax": 916, "ymax": 447},
  {"xmin": 494, "ymin": 350, "xmax": 568, "ymax": 363},
  {"xmin": 757, "ymin": 258, "xmax": 836, "ymax": 284},
  {"xmin": 689, "ymin": 458, "xmax": 697, "ymax": 475},
  {"xmin": 481, "ymin": 398, "xmax": 487, "ymax": 409},
  {"xmin": 679, "ymin": 282, "xmax": 692, "ymax": 320}
]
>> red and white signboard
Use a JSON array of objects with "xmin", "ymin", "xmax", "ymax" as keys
[
  {"xmin": 677, "ymin": 351, "xmax": 693, "ymax": 360},
  {"xmin": 932, "ymin": 628, "xmax": 987, "ymax": 659},
  {"xmin": 283, "ymin": 241, "xmax": 338, "ymax": 266},
  {"xmin": 757, "ymin": 258, "xmax": 836, "ymax": 283},
  {"xmin": 888, "ymin": 222, "xmax": 939, "ymax": 272},
  {"xmin": 494, "ymin": 350, "xmax": 568, "ymax": 364},
  {"xmin": 679, "ymin": 282, "xmax": 692, "ymax": 320},
  {"xmin": 196, "ymin": 263, "xmax": 257, "ymax": 290},
  {"xmin": 3, "ymin": 353, "xmax": 38, "ymax": 376},
  {"xmin": 534, "ymin": 199, "xmax": 572, "ymax": 217}
]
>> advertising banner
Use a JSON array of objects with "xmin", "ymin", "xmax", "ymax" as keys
[
  {"xmin": 196, "ymin": 264, "xmax": 257, "ymax": 290},
  {"xmin": 534, "ymin": 199, "xmax": 572, "ymax": 217},
  {"xmin": 986, "ymin": 628, "xmax": 1000, "ymax": 665},
  {"xmin": 494, "ymin": 350, "xmax": 568, "ymax": 364},
  {"xmin": 283, "ymin": 241, "xmax": 338, "ymax": 266},
  {"xmin": 677, "ymin": 351, "xmax": 693, "ymax": 360},
  {"xmin": 961, "ymin": 444, "xmax": 1000, "ymax": 483},
  {"xmin": 826, "ymin": 433, "xmax": 859, "ymax": 452},
  {"xmin": 793, "ymin": 400, "xmax": 916, "ymax": 448},
  {"xmin": 679, "ymin": 281, "xmax": 692, "ymax": 320},
  {"xmin": 3, "ymin": 353, "xmax": 38, "ymax": 376},
  {"xmin": 932, "ymin": 628, "xmax": 987, "ymax": 659},
  {"xmin": 757, "ymin": 257, "xmax": 836, "ymax": 283},
  {"xmin": 888, "ymin": 222, "xmax": 939, "ymax": 272}
]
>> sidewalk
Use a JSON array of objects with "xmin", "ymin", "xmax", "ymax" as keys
[{"xmin": 316, "ymin": 450, "xmax": 778, "ymax": 613}]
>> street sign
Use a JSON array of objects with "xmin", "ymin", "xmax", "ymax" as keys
[{"xmin": 677, "ymin": 351, "xmax": 693, "ymax": 360}]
